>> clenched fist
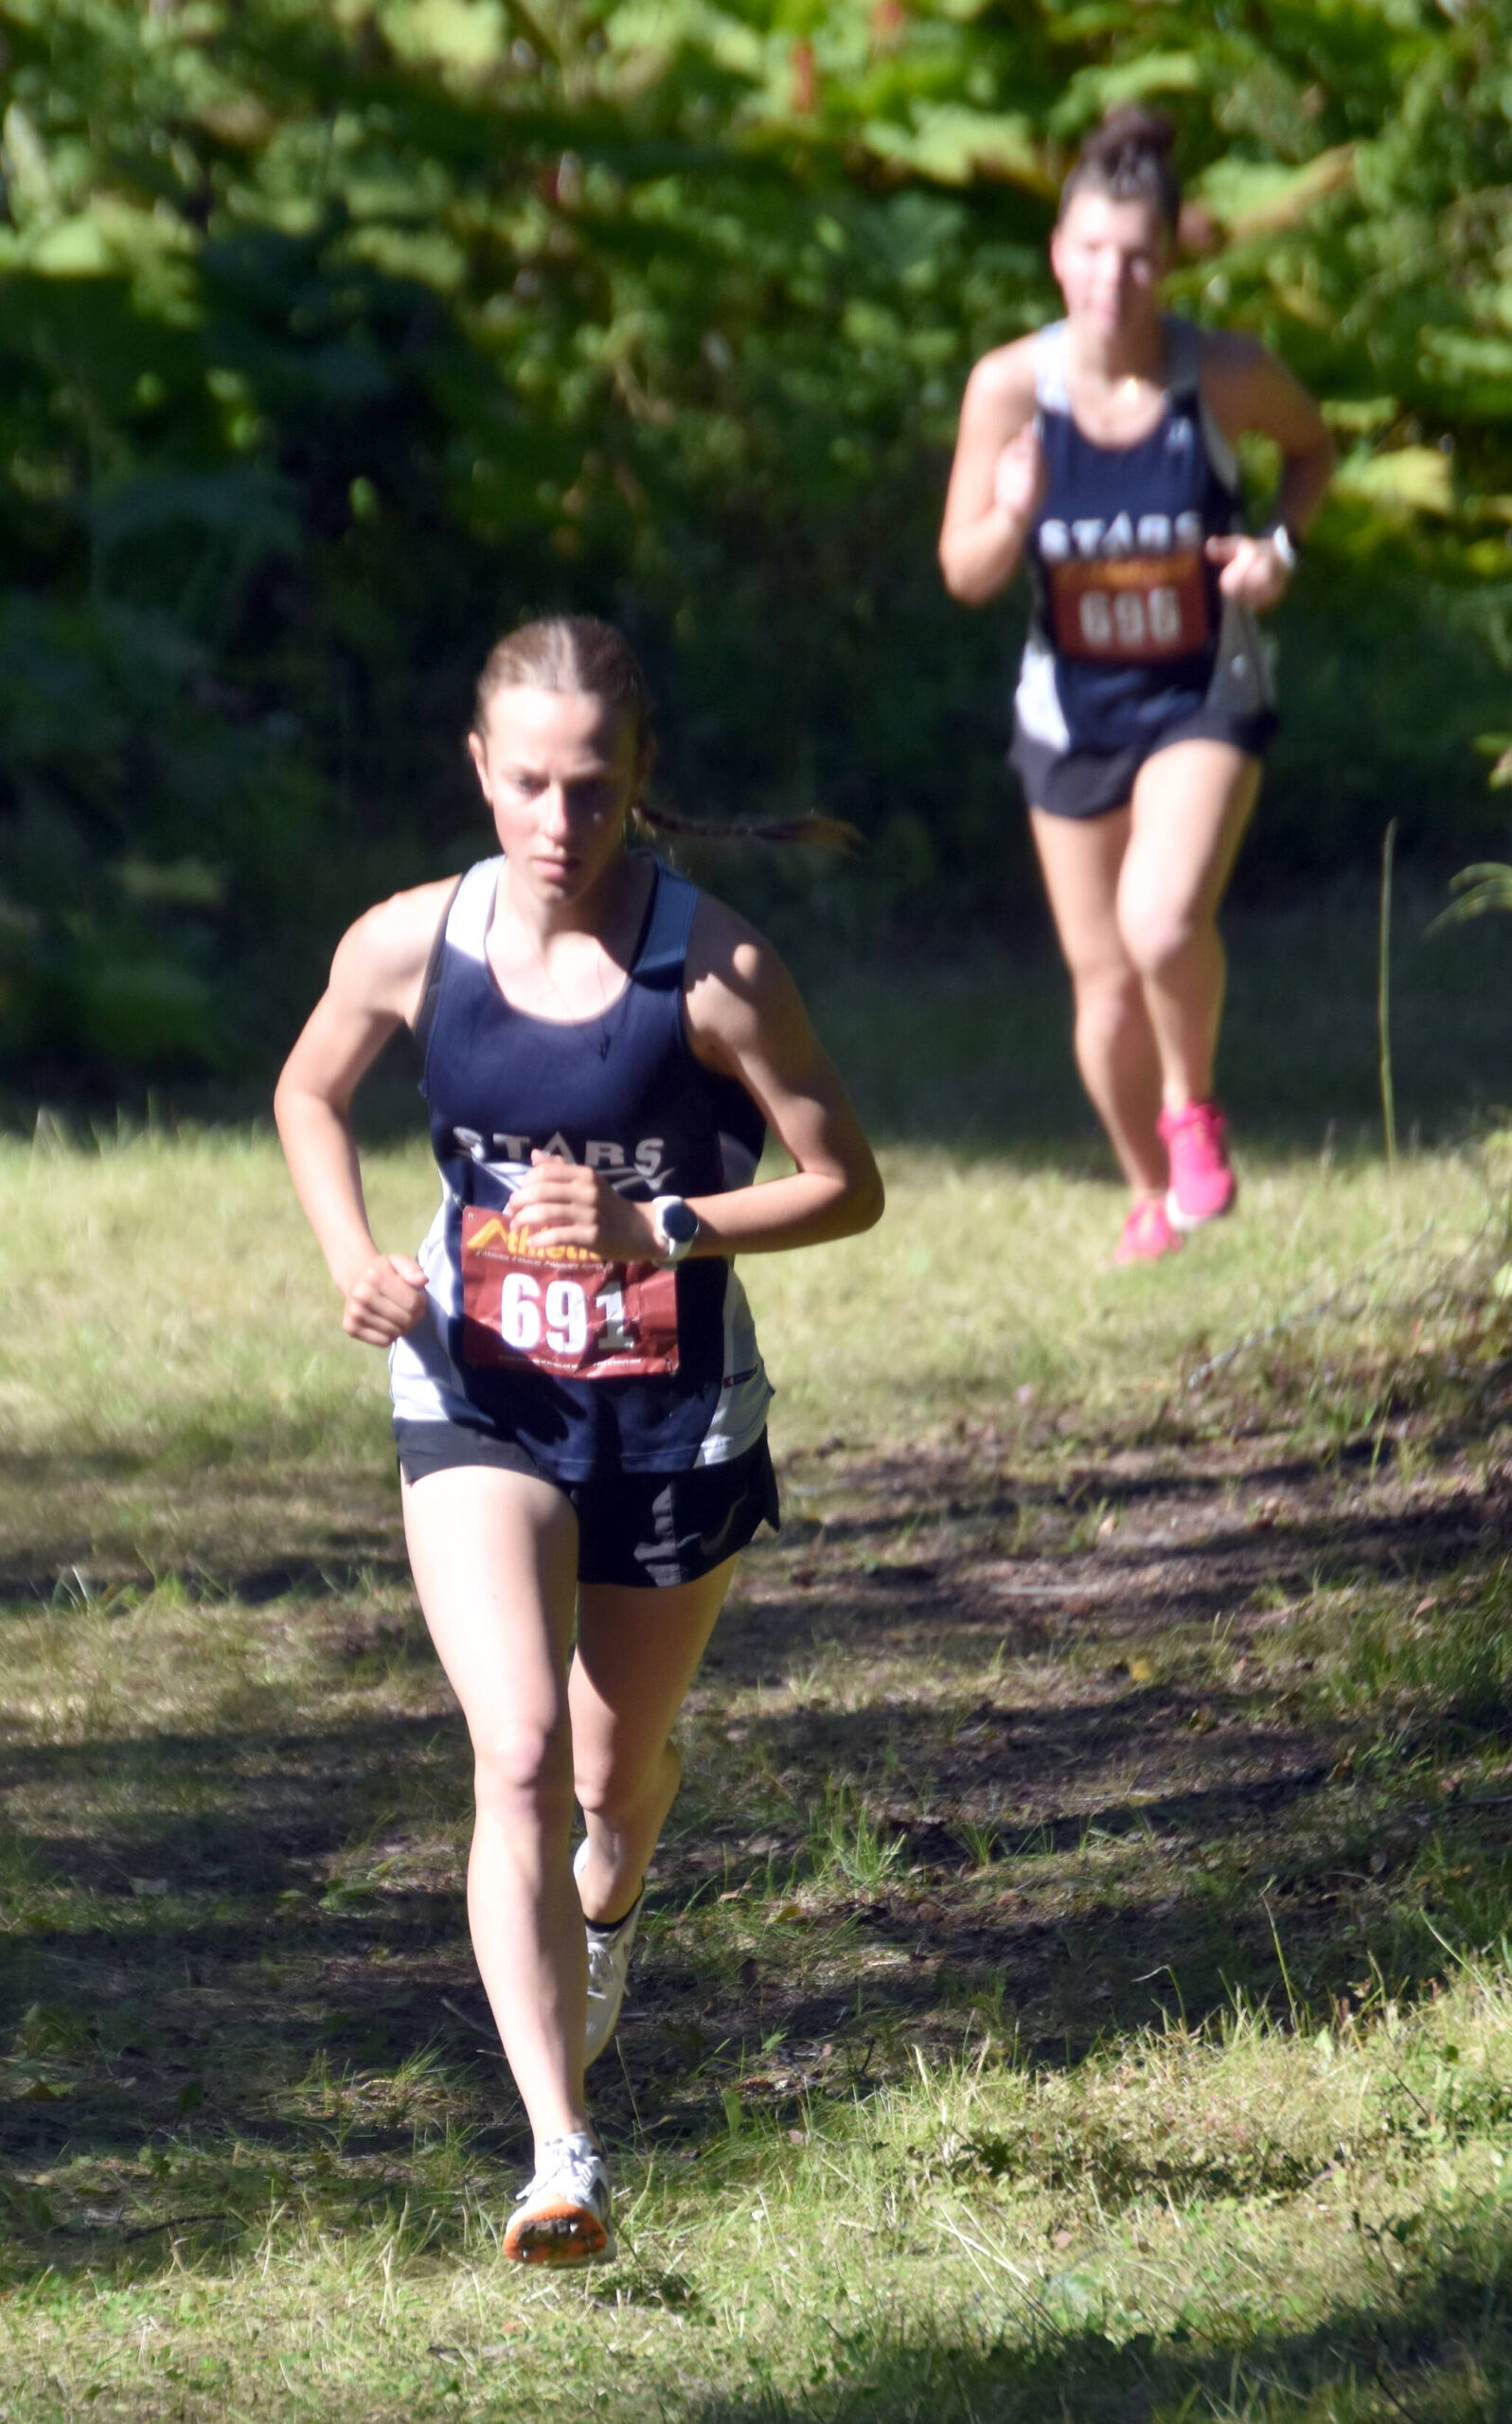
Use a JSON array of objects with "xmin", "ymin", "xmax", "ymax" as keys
[
  {"xmin": 992, "ymin": 424, "xmax": 1047, "ymax": 526},
  {"xmin": 508, "ymin": 1151, "xmax": 662, "ymax": 1262},
  {"xmin": 1205, "ymin": 530, "xmax": 1292, "ymax": 612},
  {"xmin": 342, "ymin": 1252, "xmax": 429, "ymax": 1346}
]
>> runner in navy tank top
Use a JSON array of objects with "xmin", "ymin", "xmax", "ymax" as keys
[
  {"xmin": 276, "ymin": 617, "xmax": 882, "ymax": 2264},
  {"xmin": 392, "ymin": 850, "xmax": 774, "ymax": 1486},
  {"xmin": 1015, "ymin": 314, "xmax": 1273, "ymax": 770},
  {"xmin": 941, "ymin": 106, "xmax": 1332, "ymax": 1265}
]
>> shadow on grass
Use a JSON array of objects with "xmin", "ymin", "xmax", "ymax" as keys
[
  {"xmin": 6, "ymin": 1412, "xmax": 1512, "ymax": 2289},
  {"xmin": 0, "ymin": 1445, "xmax": 403, "ymax": 1596},
  {"xmin": 667, "ymin": 2208, "xmax": 1512, "ymax": 2422}
]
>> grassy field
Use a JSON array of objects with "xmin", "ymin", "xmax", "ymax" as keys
[{"xmin": 4, "ymin": 897, "xmax": 1512, "ymax": 2421}]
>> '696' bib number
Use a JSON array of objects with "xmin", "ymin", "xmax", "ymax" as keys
[
  {"xmin": 459, "ymin": 1206, "xmax": 680, "ymax": 1380},
  {"xmin": 1047, "ymin": 548, "xmax": 1210, "ymax": 664}
]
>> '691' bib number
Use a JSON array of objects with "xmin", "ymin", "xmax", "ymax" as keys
[{"xmin": 459, "ymin": 1206, "xmax": 680, "ymax": 1380}]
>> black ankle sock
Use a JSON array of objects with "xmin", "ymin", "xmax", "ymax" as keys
[{"xmin": 586, "ymin": 1885, "xmax": 642, "ymax": 1935}]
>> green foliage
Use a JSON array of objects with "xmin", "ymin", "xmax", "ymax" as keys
[
  {"xmin": 4, "ymin": 0, "xmax": 1512, "ymax": 1080},
  {"xmin": 1434, "ymin": 861, "xmax": 1512, "ymax": 927}
]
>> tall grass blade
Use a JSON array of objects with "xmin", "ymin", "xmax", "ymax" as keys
[{"xmin": 1379, "ymin": 815, "xmax": 1398, "ymax": 1174}]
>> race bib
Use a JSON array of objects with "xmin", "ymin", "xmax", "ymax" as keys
[
  {"xmin": 1047, "ymin": 548, "xmax": 1210, "ymax": 664},
  {"xmin": 458, "ymin": 1207, "xmax": 680, "ymax": 1380}
]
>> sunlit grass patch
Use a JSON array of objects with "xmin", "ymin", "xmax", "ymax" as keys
[
  {"xmin": 746, "ymin": 1136, "xmax": 1512, "ymax": 1456},
  {"xmin": 8, "ymin": 1968, "xmax": 1512, "ymax": 2418}
]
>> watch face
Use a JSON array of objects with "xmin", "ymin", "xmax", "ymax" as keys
[{"xmin": 660, "ymin": 1199, "xmax": 700, "ymax": 1245}]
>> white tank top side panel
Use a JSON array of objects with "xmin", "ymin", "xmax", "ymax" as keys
[
  {"xmin": 1014, "ymin": 631, "xmax": 1072, "ymax": 753},
  {"xmin": 447, "ymin": 856, "xmax": 503, "ymax": 962},
  {"xmin": 1033, "ymin": 320, "xmax": 1071, "ymax": 415},
  {"xmin": 694, "ymin": 1266, "xmax": 773, "ymax": 1466},
  {"xmin": 388, "ymin": 1317, "xmax": 477, "ymax": 1429},
  {"xmin": 388, "ymin": 1187, "xmax": 471, "ymax": 1426}
]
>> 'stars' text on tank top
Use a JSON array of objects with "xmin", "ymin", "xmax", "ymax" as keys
[{"xmin": 448, "ymin": 1127, "xmax": 675, "ymax": 1193}]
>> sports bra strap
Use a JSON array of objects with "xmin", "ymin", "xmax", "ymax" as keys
[
  {"xmin": 632, "ymin": 860, "xmax": 700, "ymax": 990},
  {"xmin": 1163, "ymin": 314, "xmax": 1201, "ymax": 397},
  {"xmin": 410, "ymin": 869, "xmax": 471, "ymax": 1053}
]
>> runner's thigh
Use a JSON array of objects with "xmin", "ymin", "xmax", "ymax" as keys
[
  {"xmin": 1028, "ymin": 803, "xmax": 1136, "ymax": 984},
  {"xmin": 402, "ymin": 1464, "xmax": 580, "ymax": 1744},
  {"xmin": 1122, "ymin": 740, "xmax": 1261, "ymax": 935},
  {"xmin": 570, "ymin": 1561, "xmax": 736, "ymax": 1783}
]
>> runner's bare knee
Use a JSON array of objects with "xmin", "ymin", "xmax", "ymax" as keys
[{"xmin": 472, "ymin": 1716, "xmax": 574, "ymax": 1827}]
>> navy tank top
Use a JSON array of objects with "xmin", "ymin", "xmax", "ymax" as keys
[
  {"xmin": 1014, "ymin": 315, "xmax": 1272, "ymax": 756},
  {"xmin": 387, "ymin": 855, "xmax": 773, "ymax": 1481}
]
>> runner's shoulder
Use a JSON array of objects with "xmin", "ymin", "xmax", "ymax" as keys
[
  {"xmin": 684, "ymin": 891, "xmax": 800, "ymax": 1053},
  {"xmin": 330, "ymin": 878, "xmax": 459, "ymax": 1013},
  {"xmin": 685, "ymin": 888, "xmax": 774, "ymax": 990},
  {"xmin": 962, "ymin": 335, "xmax": 1040, "ymax": 418}
]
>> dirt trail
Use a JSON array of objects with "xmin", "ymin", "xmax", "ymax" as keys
[{"xmin": 4, "ymin": 1413, "xmax": 1511, "ymax": 2201}]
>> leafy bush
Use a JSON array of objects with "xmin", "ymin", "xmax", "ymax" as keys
[{"xmin": 2, "ymin": 0, "xmax": 1512, "ymax": 1084}]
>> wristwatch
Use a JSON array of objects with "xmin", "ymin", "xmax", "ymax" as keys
[
  {"xmin": 1264, "ymin": 520, "xmax": 1303, "ymax": 573},
  {"xmin": 650, "ymin": 1195, "xmax": 700, "ymax": 1265}
]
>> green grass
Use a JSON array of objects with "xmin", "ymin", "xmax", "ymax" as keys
[{"xmin": 5, "ymin": 901, "xmax": 1512, "ymax": 2419}]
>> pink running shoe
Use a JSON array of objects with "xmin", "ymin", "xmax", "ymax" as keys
[
  {"xmin": 1113, "ymin": 1196, "xmax": 1183, "ymax": 1265},
  {"xmin": 1158, "ymin": 1100, "xmax": 1236, "ymax": 1232}
]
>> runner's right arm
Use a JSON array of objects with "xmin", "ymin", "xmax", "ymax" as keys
[
  {"xmin": 274, "ymin": 882, "xmax": 454, "ymax": 1346},
  {"xmin": 938, "ymin": 342, "xmax": 1042, "ymax": 604}
]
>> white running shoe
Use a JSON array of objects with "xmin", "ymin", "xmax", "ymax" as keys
[
  {"xmin": 574, "ymin": 1837, "xmax": 642, "ymax": 2068},
  {"xmin": 502, "ymin": 2132, "xmax": 614, "ymax": 2266}
]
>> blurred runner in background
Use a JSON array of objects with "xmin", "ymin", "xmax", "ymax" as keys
[{"xmin": 941, "ymin": 106, "xmax": 1332, "ymax": 1264}]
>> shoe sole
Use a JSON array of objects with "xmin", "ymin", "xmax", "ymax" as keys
[
  {"xmin": 503, "ymin": 2202, "xmax": 615, "ymax": 2266},
  {"xmin": 1165, "ymin": 1183, "xmax": 1236, "ymax": 1236}
]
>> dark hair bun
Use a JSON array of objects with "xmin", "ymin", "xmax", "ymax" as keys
[
  {"xmin": 1081, "ymin": 105, "xmax": 1177, "ymax": 168},
  {"xmin": 1059, "ymin": 103, "xmax": 1181, "ymax": 228}
]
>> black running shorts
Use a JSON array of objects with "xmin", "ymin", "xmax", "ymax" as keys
[
  {"xmin": 1011, "ymin": 704, "xmax": 1278, "ymax": 822},
  {"xmin": 393, "ymin": 1421, "xmax": 780, "ymax": 1589}
]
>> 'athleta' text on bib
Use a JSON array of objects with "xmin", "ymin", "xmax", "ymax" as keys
[{"xmin": 459, "ymin": 1207, "xmax": 681, "ymax": 1381}]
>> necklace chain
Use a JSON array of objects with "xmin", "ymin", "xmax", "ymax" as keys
[{"xmin": 507, "ymin": 884, "xmax": 617, "ymax": 1060}]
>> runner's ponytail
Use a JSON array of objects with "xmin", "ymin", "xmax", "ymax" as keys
[
  {"xmin": 474, "ymin": 616, "xmax": 858, "ymax": 854},
  {"xmin": 632, "ymin": 801, "xmax": 857, "ymax": 854}
]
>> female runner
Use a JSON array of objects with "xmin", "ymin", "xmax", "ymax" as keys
[
  {"xmin": 939, "ymin": 106, "xmax": 1333, "ymax": 1262},
  {"xmin": 275, "ymin": 616, "xmax": 883, "ymax": 2263}
]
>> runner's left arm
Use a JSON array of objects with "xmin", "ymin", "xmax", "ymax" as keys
[
  {"xmin": 1201, "ymin": 332, "xmax": 1334, "ymax": 611},
  {"xmin": 509, "ymin": 901, "xmax": 884, "ymax": 1260}
]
